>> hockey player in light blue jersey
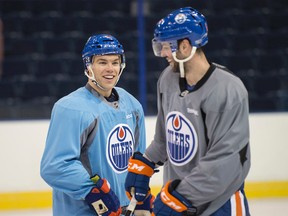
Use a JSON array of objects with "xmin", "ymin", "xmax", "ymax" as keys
[{"xmin": 40, "ymin": 34, "xmax": 152, "ymax": 216}]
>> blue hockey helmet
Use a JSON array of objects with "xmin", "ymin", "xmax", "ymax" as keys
[
  {"xmin": 152, "ymin": 7, "xmax": 208, "ymax": 56},
  {"xmin": 82, "ymin": 34, "xmax": 126, "ymax": 71}
]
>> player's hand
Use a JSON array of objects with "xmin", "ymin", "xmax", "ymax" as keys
[
  {"xmin": 125, "ymin": 152, "xmax": 156, "ymax": 202},
  {"xmin": 152, "ymin": 180, "xmax": 197, "ymax": 216},
  {"xmin": 85, "ymin": 175, "xmax": 121, "ymax": 216},
  {"xmin": 134, "ymin": 193, "xmax": 155, "ymax": 216}
]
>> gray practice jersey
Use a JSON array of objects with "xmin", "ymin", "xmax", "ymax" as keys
[{"xmin": 145, "ymin": 63, "xmax": 251, "ymax": 216}]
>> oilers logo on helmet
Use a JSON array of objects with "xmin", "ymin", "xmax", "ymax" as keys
[
  {"xmin": 166, "ymin": 111, "xmax": 198, "ymax": 166},
  {"xmin": 106, "ymin": 124, "xmax": 134, "ymax": 173},
  {"xmin": 174, "ymin": 13, "xmax": 187, "ymax": 24}
]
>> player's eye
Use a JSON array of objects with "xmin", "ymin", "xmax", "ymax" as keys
[
  {"xmin": 162, "ymin": 46, "xmax": 171, "ymax": 51},
  {"xmin": 99, "ymin": 61, "xmax": 107, "ymax": 65},
  {"xmin": 112, "ymin": 61, "xmax": 120, "ymax": 66}
]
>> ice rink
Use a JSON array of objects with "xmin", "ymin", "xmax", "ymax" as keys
[{"xmin": 0, "ymin": 198, "xmax": 287, "ymax": 216}]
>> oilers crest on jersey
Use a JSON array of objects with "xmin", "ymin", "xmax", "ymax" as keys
[
  {"xmin": 106, "ymin": 124, "xmax": 134, "ymax": 173},
  {"xmin": 166, "ymin": 111, "xmax": 198, "ymax": 166}
]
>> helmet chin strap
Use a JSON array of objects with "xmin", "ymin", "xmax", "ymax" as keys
[
  {"xmin": 172, "ymin": 46, "xmax": 197, "ymax": 78},
  {"xmin": 84, "ymin": 65, "xmax": 107, "ymax": 91}
]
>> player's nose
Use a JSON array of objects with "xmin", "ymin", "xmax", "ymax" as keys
[{"xmin": 160, "ymin": 50, "xmax": 167, "ymax": 57}]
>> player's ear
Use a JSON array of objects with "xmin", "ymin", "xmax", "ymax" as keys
[
  {"xmin": 179, "ymin": 39, "xmax": 190, "ymax": 54},
  {"xmin": 87, "ymin": 65, "xmax": 93, "ymax": 75}
]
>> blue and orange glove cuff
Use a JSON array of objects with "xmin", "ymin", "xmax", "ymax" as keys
[
  {"xmin": 128, "ymin": 152, "xmax": 156, "ymax": 177},
  {"xmin": 163, "ymin": 180, "xmax": 197, "ymax": 214},
  {"xmin": 135, "ymin": 193, "xmax": 155, "ymax": 212}
]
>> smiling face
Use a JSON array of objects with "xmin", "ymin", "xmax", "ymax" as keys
[
  {"xmin": 160, "ymin": 42, "xmax": 173, "ymax": 65},
  {"xmin": 88, "ymin": 54, "xmax": 121, "ymax": 97}
]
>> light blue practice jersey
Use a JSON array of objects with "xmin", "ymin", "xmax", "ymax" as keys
[{"xmin": 41, "ymin": 84, "xmax": 146, "ymax": 216}]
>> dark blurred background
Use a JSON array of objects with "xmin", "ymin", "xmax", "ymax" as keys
[{"xmin": 0, "ymin": 0, "xmax": 287, "ymax": 119}]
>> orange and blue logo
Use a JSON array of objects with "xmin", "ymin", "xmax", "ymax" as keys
[
  {"xmin": 106, "ymin": 124, "xmax": 134, "ymax": 173},
  {"xmin": 166, "ymin": 111, "xmax": 198, "ymax": 166}
]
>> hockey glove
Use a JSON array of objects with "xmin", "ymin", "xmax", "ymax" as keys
[
  {"xmin": 125, "ymin": 152, "xmax": 156, "ymax": 202},
  {"xmin": 152, "ymin": 180, "xmax": 197, "ymax": 216},
  {"xmin": 134, "ymin": 193, "xmax": 155, "ymax": 216},
  {"xmin": 85, "ymin": 175, "xmax": 121, "ymax": 216}
]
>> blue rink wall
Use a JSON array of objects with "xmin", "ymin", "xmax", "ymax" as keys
[{"xmin": 0, "ymin": 113, "xmax": 288, "ymax": 210}]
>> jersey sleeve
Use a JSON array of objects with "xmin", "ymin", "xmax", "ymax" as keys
[
  {"xmin": 145, "ymin": 75, "xmax": 168, "ymax": 164},
  {"xmin": 135, "ymin": 108, "xmax": 146, "ymax": 153},
  {"xmin": 40, "ymin": 103, "xmax": 95, "ymax": 200},
  {"xmin": 134, "ymin": 104, "xmax": 147, "ymax": 154}
]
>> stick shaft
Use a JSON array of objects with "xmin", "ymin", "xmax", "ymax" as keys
[{"xmin": 125, "ymin": 195, "xmax": 137, "ymax": 216}]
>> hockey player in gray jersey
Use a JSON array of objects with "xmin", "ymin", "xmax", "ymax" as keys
[
  {"xmin": 40, "ymin": 34, "xmax": 153, "ymax": 216},
  {"xmin": 125, "ymin": 7, "xmax": 251, "ymax": 216}
]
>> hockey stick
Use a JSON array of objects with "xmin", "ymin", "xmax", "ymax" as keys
[
  {"xmin": 125, "ymin": 194, "xmax": 137, "ymax": 216},
  {"xmin": 125, "ymin": 187, "xmax": 137, "ymax": 216}
]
